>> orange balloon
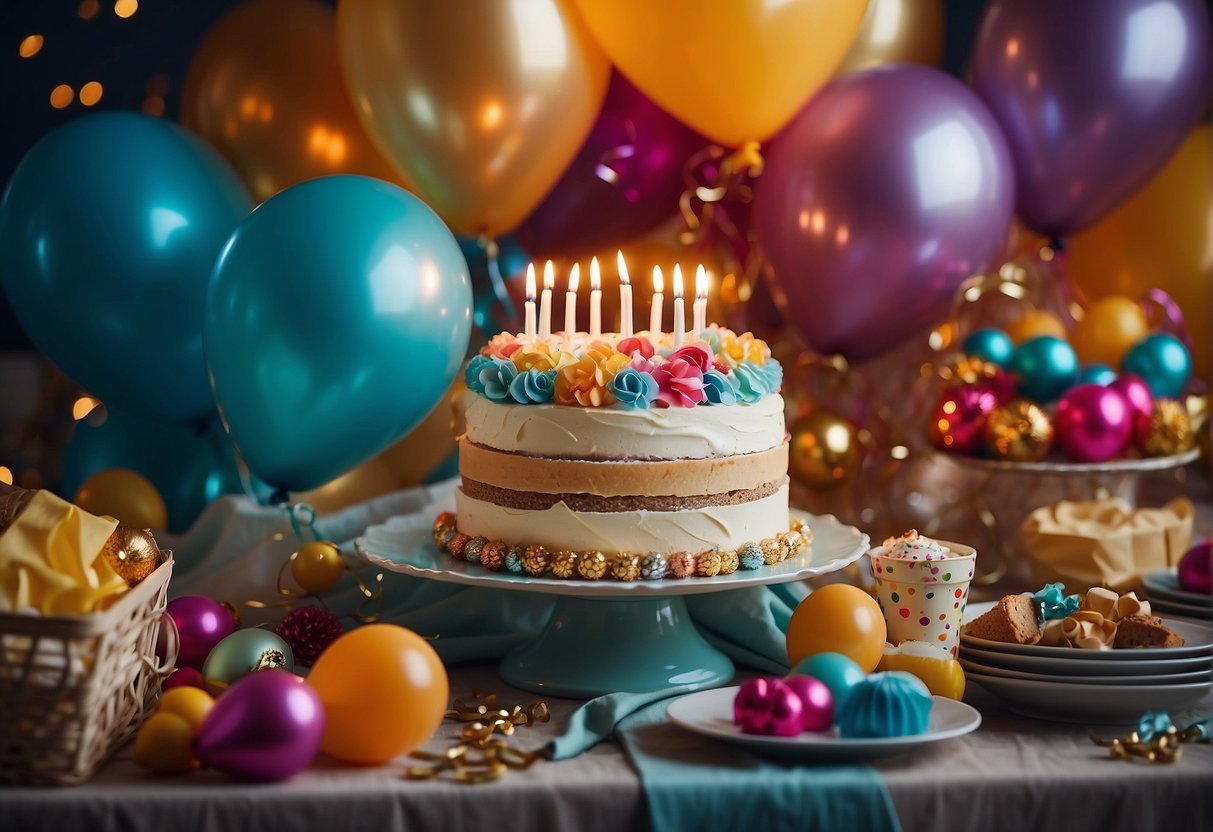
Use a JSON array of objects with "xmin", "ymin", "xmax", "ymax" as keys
[
  {"xmin": 1068, "ymin": 127, "xmax": 1212, "ymax": 380},
  {"xmin": 1072, "ymin": 296, "xmax": 1149, "ymax": 369},
  {"xmin": 836, "ymin": 0, "xmax": 944, "ymax": 75},
  {"xmin": 787, "ymin": 583, "xmax": 887, "ymax": 673},
  {"xmin": 1005, "ymin": 309, "xmax": 1068, "ymax": 345},
  {"xmin": 181, "ymin": 0, "xmax": 408, "ymax": 202},
  {"xmin": 75, "ymin": 467, "xmax": 167, "ymax": 529},
  {"xmin": 307, "ymin": 624, "xmax": 448, "ymax": 764}
]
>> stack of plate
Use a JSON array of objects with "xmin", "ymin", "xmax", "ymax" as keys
[
  {"xmin": 959, "ymin": 601, "xmax": 1213, "ymax": 723},
  {"xmin": 1142, "ymin": 569, "xmax": 1212, "ymax": 620}
]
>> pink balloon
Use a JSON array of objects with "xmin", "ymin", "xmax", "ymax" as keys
[
  {"xmin": 197, "ymin": 670, "xmax": 324, "ymax": 782},
  {"xmin": 755, "ymin": 66, "xmax": 1014, "ymax": 363},
  {"xmin": 1054, "ymin": 384, "xmax": 1132, "ymax": 462}
]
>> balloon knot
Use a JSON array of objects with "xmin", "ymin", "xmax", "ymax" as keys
[{"xmin": 722, "ymin": 140, "xmax": 765, "ymax": 178}]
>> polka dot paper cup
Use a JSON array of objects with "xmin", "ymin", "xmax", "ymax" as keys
[{"xmin": 868, "ymin": 541, "xmax": 976, "ymax": 657}]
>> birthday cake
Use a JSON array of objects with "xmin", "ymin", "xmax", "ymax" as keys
[{"xmin": 432, "ymin": 261, "xmax": 804, "ymax": 581}]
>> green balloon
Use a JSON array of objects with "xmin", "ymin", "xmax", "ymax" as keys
[{"xmin": 202, "ymin": 629, "xmax": 294, "ymax": 691}]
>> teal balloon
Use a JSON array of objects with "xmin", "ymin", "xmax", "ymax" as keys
[
  {"xmin": 62, "ymin": 408, "xmax": 244, "ymax": 535},
  {"xmin": 1076, "ymin": 363, "xmax": 1117, "ymax": 387},
  {"xmin": 205, "ymin": 176, "xmax": 472, "ymax": 493},
  {"xmin": 1120, "ymin": 334, "xmax": 1191, "ymax": 399},
  {"xmin": 202, "ymin": 629, "xmax": 294, "ymax": 691},
  {"xmin": 962, "ymin": 328, "xmax": 1014, "ymax": 367},
  {"xmin": 1010, "ymin": 336, "xmax": 1079, "ymax": 402},
  {"xmin": 459, "ymin": 234, "xmax": 529, "ymax": 335},
  {"xmin": 0, "ymin": 112, "xmax": 251, "ymax": 422},
  {"xmin": 790, "ymin": 652, "xmax": 866, "ymax": 709}
]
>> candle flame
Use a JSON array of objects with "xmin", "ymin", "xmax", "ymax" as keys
[
  {"xmin": 590, "ymin": 256, "xmax": 601, "ymax": 291},
  {"xmin": 525, "ymin": 262, "xmax": 536, "ymax": 301},
  {"xmin": 695, "ymin": 264, "xmax": 707, "ymax": 299},
  {"xmin": 652, "ymin": 265, "xmax": 663, "ymax": 294},
  {"xmin": 568, "ymin": 262, "xmax": 580, "ymax": 292},
  {"xmin": 672, "ymin": 264, "xmax": 684, "ymax": 299},
  {"xmin": 543, "ymin": 259, "xmax": 554, "ymax": 290},
  {"xmin": 617, "ymin": 250, "xmax": 630, "ymax": 285}
]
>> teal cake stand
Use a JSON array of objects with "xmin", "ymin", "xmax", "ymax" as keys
[{"xmin": 358, "ymin": 509, "xmax": 868, "ymax": 699}]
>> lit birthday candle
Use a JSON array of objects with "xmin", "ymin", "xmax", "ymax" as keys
[
  {"xmin": 538, "ymin": 260, "xmax": 554, "ymax": 340},
  {"xmin": 617, "ymin": 250, "xmax": 633, "ymax": 339},
  {"xmin": 589, "ymin": 256, "xmax": 602, "ymax": 339},
  {"xmin": 524, "ymin": 263, "xmax": 537, "ymax": 341},
  {"xmin": 649, "ymin": 265, "xmax": 664, "ymax": 337},
  {"xmin": 693, "ymin": 264, "xmax": 707, "ymax": 335},
  {"xmin": 564, "ymin": 263, "xmax": 580, "ymax": 342},
  {"xmin": 672, "ymin": 264, "xmax": 685, "ymax": 349}
]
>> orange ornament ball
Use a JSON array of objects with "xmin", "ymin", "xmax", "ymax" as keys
[
  {"xmin": 786, "ymin": 583, "xmax": 887, "ymax": 673},
  {"xmin": 1072, "ymin": 296, "xmax": 1149, "ymax": 369},
  {"xmin": 1006, "ymin": 309, "xmax": 1068, "ymax": 345}
]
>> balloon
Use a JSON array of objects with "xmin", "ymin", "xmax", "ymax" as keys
[
  {"xmin": 756, "ymin": 66, "xmax": 1014, "ymax": 362},
  {"xmin": 75, "ymin": 468, "xmax": 167, "ymax": 530},
  {"xmin": 970, "ymin": 0, "xmax": 1210, "ymax": 235},
  {"xmin": 293, "ymin": 456, "xmax": 403, "ymax": 515},
  {"xmin": 1010, "ymin": 337, "xmax": 1079, "ymax": 403},
  {"xmin": 786, "ymin": 584, "xmax": 887, "ymax": 673},
  {"xmin": 836, "ymin": 0, "xmax": 944, "ymax": 75},
  {"xmin": 166, "ymin": 595, "xmax": 237, "ymax": 670},
  {"xmin": 290, "ymin": 541, "xmax": 344, "ymax": 595},
  {"xmin": 789, "ymin": 652, "xmax": 866, "ymax": 710},
  {"xmin": 789, "ymin": 410, "xmax": 861, "ymax": 491},
  {"xmin": 202, "ymin": 629, "xmax": 294, "ymax": 692},
  {"xmin": 196, "ymin": 670, "xmax": 324, "ymax": 782},
  {"xmin": 574, "ymin": 0, "xmax": 868, "ymax": 146},
  {"xmin": 1072, "ymin": 297, "xmax": 1149, "ymax": 369},
  {"xmin": 1054, "ymin": 384, "xmax": 1133, "ymax": 462},
  {"xmin": 205, "ymin": 176, "xmax": 471, "ymax": 493},
  {"xmin": 307, "ymin": 624, "xmax": 448, "ymax": 764},
  {"xmin": 1121, "ymin": 334, "xmax": 1192, "ymax": 399},
  {"xmin": 133, "ymin": 712, "xmax": 197, "ymax": 775},
  {"xmin": 516, "ymin": 72, "xmax": 705, "ymax": 259},
  {"xmin": 962, "ymin": 329, "xmax": 1014, "ymax": 367},
  {"xmin": 1005, "ymin": 309, "xmax": 1068, "ymax": 346},
  {"xmin": 1067, "ymin": 127, "xmax": 1212, "ymax": 380},
  {"xmin": 181, "ymin": 0, "xmax": 407, "ymax": 202},
  {"xmin": 337, "ymin": 0, "xmax": 609, "ymax": 236},
  {"xmin": 0, "ymin": 113, "xmax": 251, "ymax": 422},
  {"xmin": 461, "ymin": 234, "xmax": 531, "ymax": 336},
  {"xmin": 157, "ymin": 687, "xmax": 215, "ymax": 734}
]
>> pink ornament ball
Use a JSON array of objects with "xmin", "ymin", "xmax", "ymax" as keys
[
  {"xmin": 1177, "ymin": 541, "xmax": 1211, "ymax": 596},
  {"xmin": 1054, "ymin": 384, "xmax": 1132, "ymax": 462},
  {"xmin": 783, "ymin": 675, "xmax": 835, "ymax": 732},
  {"xmin": 1109, "ymin": 373, "xmax": 1154, "ymax": 444},
  {"xmin": 930, "ymin": 381, "xmax": 1003, "ymax": 455},
  {"xmin": 163, "ymin": 667, "xmax": 205, "ymax": 690},
  {"xmin": 166, "ymin": 595, "xmax": 237, "ymax": 670},
  {"xmin": 733, "ymin": 677, "xmax": 804, "ymax": 737}
]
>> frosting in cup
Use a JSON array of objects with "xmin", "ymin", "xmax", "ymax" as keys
[{"xmin": 880, "ymin": 529, "xmax": 953, "ymax": 561}]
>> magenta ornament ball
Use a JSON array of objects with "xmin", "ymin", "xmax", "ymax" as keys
[
  {"xmin": 166, "ymin": 595, "xmax": 237, "ymax": 670},
  {"xmin": 930, "ymin": 382, "xmax": 1003, "ymax": 455},
  {"xmin": 1108, "ymin": 373, "xmax": 1155, "ymax": 444},
  {"xmin": 1177, "ymin": 541, "xmax": 1211, "ymax": 596},
  {"xmin": 733, "ymin": 677, "xmax": 805, "ymax": 737},
  {"xmin": 783, "ymin": 675, "xmax": 835, "ymax": 733},
  {"xmin": 1054, "ymin": 384, "xmax": 1132, "ymax": 462}
]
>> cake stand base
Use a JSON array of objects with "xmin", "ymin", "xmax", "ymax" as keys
[{"xmin": 499, "ymin": 596, "xmax": 734, "ymax": 698}]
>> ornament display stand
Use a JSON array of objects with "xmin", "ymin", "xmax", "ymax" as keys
[{"xmin": 357, "ymin": 509, "xmax": 868, "ymax": 698}]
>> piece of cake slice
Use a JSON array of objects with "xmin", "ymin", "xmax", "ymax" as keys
[
  {"xmin": 963, "ymin": 594, "xmax": 1040, "ymax": 644},
  {"xmin": 1112, "ymin": 614, "xmax": 1185, "ymax": 649}
]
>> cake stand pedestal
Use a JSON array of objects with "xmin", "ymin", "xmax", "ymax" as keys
[{"xmin": 356, "ymin": 509, "xmax": 868, "ymax": 698}]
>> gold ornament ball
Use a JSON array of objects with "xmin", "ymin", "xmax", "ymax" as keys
[
  {"xmin": 1138, "ymin": 399, "xmax": 1194, "ymax": 457},
  {"xmin": 1072, "ymin": 296, "xmax": 1149, "ymax": 368},
  {"xmin": 789, "ymin": 410, "xmax": 861, "ymax": 490},
  {"xmin": 1006, "ymin": 308, "xmax": 1068, "ymax": 345},
  {"xmin": 291, "ymin": 541, "xmax": 345, "ymax": 594},
  {"xmin": 75, "ymin": 467, "xmax": 167, "ymax": 530},
  {"xmin": 101, "ymin": 526, "xmax": 166, "ymax": 586},
  {"xmin": 985, "ymin": 399, "xmax": 1054, "ymax": 462}
]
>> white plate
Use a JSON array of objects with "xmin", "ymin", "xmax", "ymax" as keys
[
  {"xmin": 357, "ymin": 508, "xmax": 868, "ymax": 599},
  {"xmin": 959, "ymin": 644, "xmax": 1213, "ymax": 676},
  {"xmin": 959, "ymin": 657, "xmax": 1212, "ymax": 686},
  {"xmin": 666, "ymin": 686, "xmax": 981, "ymax": 762},
  {"xmin": 1143, "ymin": 570, "xmax": 1212, "ymax": 607},
  {"xmin": 965, "ymin": 672, "xmax": 1213, "ymax": 724},
  {"xmin": 961, "ymin": 601, "xmax": 1213, "ymax": 659},
  {"xmin": 1148, "ymin": 598, "xmax": 1213, "ymax": 621}
]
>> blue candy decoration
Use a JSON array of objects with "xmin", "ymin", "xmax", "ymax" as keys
[
  {"xmin": 1121, "ymin": 333, "xmax": 1192, "ymax": 399},
  {"xmin": 611, "ymin": 367, "xmax": 659, "ymax": 409},
  {"xmin": 738, "ymin": 542, "xmax": 765, "ymax": 570},
  {"xmin": 1010, "ymin": 336, "xmax": 1079, "ymax": 402},
  {"xmin": 702, "ymin": 369, "xmax": 739, "ymax": 405},
  {"xmin": 508, "ymin": 368, "xmax": 556, "ymax": 404},
  {"xmin": 1077, "ymin": 363, "xmax": 1118, "ymax": 386},
  {"xmin": 505, "ymin": 548, "xmax": 526, "ymax": 574},
  {"xmin": 790, "ymin": 652, "xmax": 866, "ymax": 710},
  {"xmin": 963, "ymin": 328, "xmax": 1015, "ymax": 367},
  {"xmin": 640, "ymin": 553, "xmax": 667, "ymax": 580},
  {"xmin": 835, "ymin": 671, "xmax": 933, "ymax": 739}
]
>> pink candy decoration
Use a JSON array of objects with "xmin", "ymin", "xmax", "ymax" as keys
[
  {"xmin": 783, "ymin": 675, "xmax": 835, "ymax": 732},
  {"xmin": 1054, "ymin": 383, "xmax": 1132, "ymax": 462},
  {"xmin": 1177, "ymin": 541, "xmax": 1211, "ymax": 595},
  {"xmin": 653, "ymin": 357, "xmax": 706, "ymax": 408},
  {"xmin": 733, "ymin": 677, "xmax": 805, "ymax": 737},
  {"xmin": 1109, "ymin": 373, "xmax": 1155, "ymax": 445}
]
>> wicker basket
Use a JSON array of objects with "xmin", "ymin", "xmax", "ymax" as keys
[{"xmin": 0, "ymin": 556, "xmax": 175, "ymax": 785}]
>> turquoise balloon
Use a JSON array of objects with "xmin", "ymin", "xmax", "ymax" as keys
[
  {"xmin": 205, "ymin": 176, "xmax": 471, "ymax": 493},
  {"xmin": 202, "ymin": 629, "xmax": 294, "ymax": 691},
  {"xmin": 1076, "ymin": 363, "xmax": 1117, "ymax": 387},
  {"xmin": 1010, "ymin": 336, "xmax": 1079, "ymax": 402},
  {"xmin": 962, "ymin": 328, "xmax": 1014, "ymax": 367},
  {"xmin": 790, "ymin": 651, "xmax": 866, "ymax": 709},
  {"xmin": 0, "ymin": 112, "xmax": 251, "ymax": 422},
  {"xmin": 1121, "ymin": 334, "xmax": 1191, "ymax": 399}
]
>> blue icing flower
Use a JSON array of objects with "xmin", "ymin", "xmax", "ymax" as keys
[
  {"xmin": 702, "ymin": 368, "xmax": 738, "ymax": 405},
  {"xmin": 464, "ymin": 354, "xmax": 495, "ymax": 395},
  {"xmin": 699, "ymin": 327, "xmax": 722, "ymax": 353},
  {"xmin": 478, "ymin": 358, "xmax": 516, "ymax": 402},
  {"xmin": 1032, "ymin": 582, "xmax": 1079, "ymax": 621},
  {"xmin": 763, "ymin": 358, "xmax": 784, "ymax": 393},
  {"xmin": 733, "ymin": 361, "xmax": 770, "ymax": 404},
  {"xmin": 508, "ymin": 368, "xmax": 556, "ymax": 404},
  {"xmin": 611, "ymin": 366, "xmax": 659, "ymax": 409}
]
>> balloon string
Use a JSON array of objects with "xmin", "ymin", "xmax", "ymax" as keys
[
  {"xmin": 678, "ymin": 142, "xmax": 764, "ymax": 289},
  {"xmin": 480, "ymin": 235, "xmax": 517, "ymax": 331}
]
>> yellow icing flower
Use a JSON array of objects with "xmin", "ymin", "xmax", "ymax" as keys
[
  {"xmin": 554, "ymin": 344, "xmax": 628, "ymax": 407},
  {"xmin": 719, "ymin": 330, "xmax": 769, "ymax": 367},
  {"xmin": 512, "ymin": 342, "xmax": 557, "ymax": 372}
]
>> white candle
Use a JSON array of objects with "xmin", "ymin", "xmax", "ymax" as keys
[
  {"xmin": 693, "ymin": 264, "xmax": 707, "ymax": 335},
  {"xmin": 589, "ymin": 256, "xmax": 602, "ymax": 339},
  {"xmin": 524, "ymin": 263, "xmax": 537, "ymax": 341},
  {"xmin": 538, "ymin": 260, "xmax": 554, "ymax": 340},
  {"xmin": 564, "ymin": 263, "xmax": 580, "ymax": 342},
  {"xmin": 617, "ymin": 250, "xmax": 633, "ymax": 339},
  {"xmin": 672, "ymin": 264, "xmax": 685, "ymax": 349},
  {"xmin": 649, "ymin": 265, "xmax": 664, "ymax": 337}
]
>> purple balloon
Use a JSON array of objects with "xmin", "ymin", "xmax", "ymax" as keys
[
  {"xmin": 166, "ymin": 595, "xmax": 236, "ymax": 670},
  {"xmin": 971, "ymin": 0, "xmax": 1210, "ymax": 236},
  {"xmin": 755, "ymin": 65, "xmax": 1014, "ymax": 363},
  {"xmin": 197, "ymin": 670, "xmax": 324, "ymax": 782},
  {"xmin": 516, "ymin": 73, "xmax": 705, "ymax": 258}
]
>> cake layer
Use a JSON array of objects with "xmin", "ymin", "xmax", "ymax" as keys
[
  {"xmin": 460, "ymin": 476, "xmax": 785, "ymax": 511},
  {"xmin": 459, "ymin": 438, "xmax": 788, "ymax": 498},
  {"xmin": 462, "ymin": 394, "xmax": 786, "ymax": 460},
  {"xmin": 454, "ymin": 482, "xmax": 791, "ymax": 554}
]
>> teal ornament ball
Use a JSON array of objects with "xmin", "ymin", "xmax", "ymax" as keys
[
  {"xmin": 1076, "ymin": 363, "xmax": 1117, "ymax": 386},
  {"xmin": 202, "ymin": 628, "xmax": 295, "ymax": 692},
  {"xmin": 835, "ymin": 671, "xmax": 933, "ymax": 739},
  {"xmin": 1120, "ymin": 334, "xmax": 1192, "ymax": 399},
  {"xmin": 962, "ymin": 328, "xmax": 1014, "ymax": 367},
  {"xmin": 1010, "ymin": 336, "xmax": 1079, "ymax": 403},
  {"xmin": 790, "ymin": 652, "xmax": 866, "ymax": 709}
]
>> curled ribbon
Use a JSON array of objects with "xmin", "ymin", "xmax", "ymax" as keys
[
  {"xmin": 1091, "ymin": 711, "xmax": 1211, "ymax": 763},
  {"xmin": 1032, "ymin": 582, "xmax": 1080, "ymax": 621},
  {"xmin": 406, "ymin": 691, "xmax": 551, "ymax": 784}
]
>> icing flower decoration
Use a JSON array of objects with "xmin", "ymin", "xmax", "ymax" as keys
[
  {"xmin": 732, "ymin": 361, "xmax": 771, "ymax": 404},
  {"xmin": 763, "ymin": 357, "xmax": 784, "ymax": 393},
  {"xmin": 483, "ymin": 331, "xmax": 522, "ymax": 360},
  {"xmin": 611, "ymin": 367, "xmax": 659, "ymax": 409},
  {"xmin": 479, "ymin": 358, "xmax": 517, "ymax": 402},
  {"xmin": 718, "ymin": 330, "xmax": 770, "ymax": 368},
  {"xmin": 653, "ymin": 357, "xmax": 706, "ymax": 408},
  {"xmin": 554, "ymin": 344, "xmax": 629, "ymax": 407},
  {"xmin": 698, "ymin": 326, "xmax": 723, "ymax": 354},
  {"xmin": 509, "ymin": 368, "xmax": 556, "ymax": 404},
  {"xmin": 629, "ymin": 354, "xmax": 661, "ymax": 374},
  {"xmin": 616, "ymin": 336, "xmax": 655, "ymax": 360},
  {"xmin": 668, "ymin": 342, "xmax": 714, "ymax": 372},
  {"xmin": 512, "ymin": 343, "xmax": 557, "ymax": 372},
  {"xmin": 1033, "ymin": 582, "xmax": 1080, "ymax": 621},
  {"xmin": 702, "ymin": 368, "xmax": 738, "ymax": 405},
  {"xmin": 464, "ymin": 354, "xmax": 495, "ymax": 395}
]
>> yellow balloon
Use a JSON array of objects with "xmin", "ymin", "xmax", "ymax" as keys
[
  {"xmin": 574, "ymin": 0, "xmax": 868, "ymax": 147},
  {"xmin": 337, "ymin": 0, "xmax": 610, "ymax": 236},
  {"xmin": 1068, "ymin": 127, "xmax": 1212, "ymax": 381},
  {"xmin": 132, "ymin": 712, "xmax": 198, "ymax": 775},
  {"xmin": 1005, "ymin": 309, "xmax": 1068, "ymax": 345},
  {"xmin": 75, "ymin": 468, "xmax": 167, "ymax": 530},
  {"xmin": 181, "ymin": 0, "xmax": 408, "ymax": 202},
  {"xmin": 1072, "ymin": 296, "xmax": 1149, "ymax": 369},
  {"xmin": 835, "ymin": 0, "xmax": 944, "ymax": 75},
  {"xmin": 789, "ymin": 410, "xmax": 861, "ymax": 491},
  {"xmin": 157, "ymin": 687, "xmax": 215, "ymax": 735}
]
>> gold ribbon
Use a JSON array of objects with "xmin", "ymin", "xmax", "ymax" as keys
[{"xmin": 406, "ymin": 691, "xmax": 550, "ymax": 784}]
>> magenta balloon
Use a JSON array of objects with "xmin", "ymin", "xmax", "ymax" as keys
[
  {"xmin": 197, "ymin": 670, "xmax": 325, "ymax": 782},
  {"xmin": 515, "ymin": 73, "xmax": 705, "ymax": 258},
  {"xmin": 755, "ymin": 65, "xmax": 1014, "ymax": 362},
  {"xmin": 971, "ymin": 0, "xmax": 1210, "ymax": 236}
]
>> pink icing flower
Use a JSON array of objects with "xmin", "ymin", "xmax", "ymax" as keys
[
  {"xmin": 668, "ymin": 343, "xmax": 713, "ymax": 371},
  {"xmin": 617, "ymin": 336, "xmax": 655, "ymax": 360},
  {"xmin": 629, "ymin": 354, "xmax": 661, "ymax": 373},
  {"xmin": 483, "ymin": 332, "xmax": 522, "ymax": 360},
  {"xmin": 652, "ymin": 357, "xmax": 706, "ymax": 408}
]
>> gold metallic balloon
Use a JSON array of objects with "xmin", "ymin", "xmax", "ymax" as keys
[
  {"xmin": 181, "ymin": 0, "xmax": 408, "ymax": 202},
  {"xmin": 836, "ymin": 0, "xmax": 945, "ymax": 75},
  {"xmin": 291, "ymin": 541, "xmax": 345, "ymax": 595},
  {"xmin": 75, "ymin": 468, "xmax": 168, "ymax": 530},
  {"xmin": 789, "ymin": 409, "xmax": 861, "ymax": 491},
  {"xmin": 337, "ymin": 0, "xmax": 610, "ymax": 235},
  {"xmin": 101, "ymin": 526, "xmax": 166, "ymax": 586},
  {"xmin": 985, "ymin": 399, "xmax": 1054, "ymax": 462},
  {"xmin": 1137, "ymin": 400, "xmax": 1194, "ymax": 457}
]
